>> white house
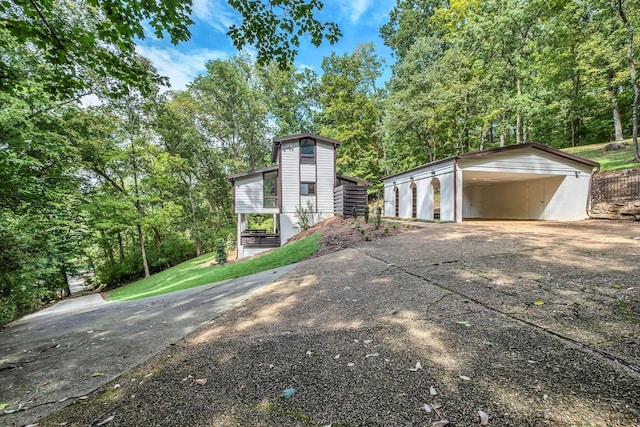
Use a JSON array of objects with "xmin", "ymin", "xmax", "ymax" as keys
[
  {"xmin": 229, "ymin": 134, "xmax": 366, "ymax": 259},
  {"xmin": 383, "ymin": 143, "xmax": 600, "ymax": 222}
]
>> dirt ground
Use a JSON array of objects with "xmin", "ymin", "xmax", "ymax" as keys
[{"xmin": 38, "ymin": 219, "xmax": 639, "ymax": 427}]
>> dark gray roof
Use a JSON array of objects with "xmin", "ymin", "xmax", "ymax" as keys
[{"xmin": 227, "ymin": 165, "xmax": 278, "ymax": 181}]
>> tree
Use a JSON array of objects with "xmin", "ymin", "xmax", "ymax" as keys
[
  {"xmin": 189, "ymin": 54, "xmax": 271, "ymax": 174},
  {"xmin": 318, "ymin": 44, "xmax": 387, "ymax": 189},
  {"xmin": 257, "ymin": 63, "xmax": 321, "ymax": 135},
  {"xmin": 612, "ymin": 0, "xmax": 640, "ymax": 162},
  {"xmin": 227, "ymin": 0, "xmax": 341, "ymax": 67}
]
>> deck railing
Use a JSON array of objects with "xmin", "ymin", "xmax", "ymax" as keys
[
  {"xmin": 592, "ymin": 173, "xmax": 640, "ymax": 203},
  {"xmin": 240, "ymin": 230, "xmax": 281, "ymax": 248}
]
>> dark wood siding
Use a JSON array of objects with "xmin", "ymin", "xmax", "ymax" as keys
[{"xmin": 334, "ymin": 185, "xmax": 368, "ymax": 217}]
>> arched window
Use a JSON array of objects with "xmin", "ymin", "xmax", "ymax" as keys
[
  {"xmin": 410, "ymin": 182, "xmax": 417, "ymax": 218},
  {"xmin": 431, "ymin": 178, "xmax": 441, "ymax": 219},
  {"xmin": 394, "ymin": 186, "xmax": 399, "ymax": 217}
]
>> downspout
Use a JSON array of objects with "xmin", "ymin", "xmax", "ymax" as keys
[{"xmin": 453, "ymin": 158, "xmax": 458, "ymax": 222}]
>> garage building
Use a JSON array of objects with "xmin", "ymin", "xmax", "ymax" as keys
[{"xmin": 382, "ymin": 143, "xmax": 600, "ymax": 222}]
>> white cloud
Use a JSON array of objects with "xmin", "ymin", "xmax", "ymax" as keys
[
  {"xmin": 348, "ymin": 0, "xmax": 374, "ymax": 22},
  {"xmin": 136, "ymin": 44, "xmax": 228, "ymax": 91},
  {"xmin": 191, "ymin": 0, "xmax": 237, "ymax": 33}
]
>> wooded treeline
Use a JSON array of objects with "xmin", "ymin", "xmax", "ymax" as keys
[{"xmin": 1, "ymin": 0, "xmax": 639, "ymax": 324}]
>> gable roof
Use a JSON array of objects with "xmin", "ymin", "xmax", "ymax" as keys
[
  {"xmin": 383, "ymin": 142, "xmax": 600, "ymax": 180},
  {"xmin": 227, "ymin": 165, "xmax": 278, "ymax": 182},
  {"xmin": 271, "ymin": 133, "xmax": 342, "ymax": 162}
]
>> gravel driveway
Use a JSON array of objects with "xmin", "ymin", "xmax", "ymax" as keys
[{"xmin": 19, "ymin": 221, "xmax": 640, "ymax": 426}]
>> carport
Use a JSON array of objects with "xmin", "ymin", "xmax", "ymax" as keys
[{"xmin": 383, "ymin": 143, "xmax": 600, "ymax": 222}]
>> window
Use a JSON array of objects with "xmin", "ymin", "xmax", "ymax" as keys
[
  {"xmin": 411, "ymin": 183, "xmax": 417, "ymax": 218},
  {"xmin": 394, "ymin": 187, "xmax": 399, "ymax": 217},
  {"xmin": 300, "ymin": 138, "xmax": 315, "ymax": 164},
  {"xmin": 300, "ymin": 182, "xmax": 316, "ymax": 195},
  {"xmin": 263, "ymin": 171, "xmax": 278, "ymax": 208}
]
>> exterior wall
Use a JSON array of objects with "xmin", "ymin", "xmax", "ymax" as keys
[
  {"xmin": 233, "ymin": 173, "xmax": 279, "ymax": 215},
  {"xmin": 544, "ymin": 173, "xmax": 593, "ymax": 220},
  {"xmin": 280, "ymin": 139, "xmax": 336, "ymax": 244},
  {"xmin": 462, "ymin": 178, "xmax": 555, "ymax": 219},
  {"xmin": 462, "ymin": 174, "xmax": 592, "ymax": 221},
  {"xmin": 459, "ymin": 151, "xmax": 595, "ymax": 221},
  {"xmin": 459, "ymin": 148, "xmax": 587, "ymax": 176},
  {"xmin": 383, "ymin": 161, "xmax": 456, "ymax": 221},
  {"xmin": 385, "ymin": 148, "xmax": 595, "ymax": 223},
  {"xmin": 316, "ymin": 141, "xmax": 336, "ymax": 215}
]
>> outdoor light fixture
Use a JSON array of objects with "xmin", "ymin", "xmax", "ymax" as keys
[
  {"xmin": 574, "ymin": 171, "xmax": 580, "ymax": 178},
  {"xmin": 431, "ymin": 170, "xmax": 435, "ymax": 176},
  {"xmin": 410, "ymin": 176, "xmax": 413, "ymax": 181}
]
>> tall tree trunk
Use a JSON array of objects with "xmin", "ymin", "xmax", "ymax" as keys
[
  {"xmin": 515, "ymin": 74, "xmax": 522, "ymax": 145},
  {"xmin": 136, "ymin": 222, "xmax": 150, "ymax": 278},
  {"xmin": 499, "ymin": 134, "xmax": 505, "ymax": 148},
  {"xmin": 101, "ymin": 231, "xmax": 115, "ymax": 266},
  {"xmin": 132, "ymin": 157, "xmax": 150, "ymax": 279},
  {"xmin": 188, "ymin": 185, "xmax": 202, "ymax": 256},
  {"xmin": 612, "ymin": 86, "xmax": 624, "ymax": 141},
  {"xmin": 60, "ymin": 267, "xmax": 71, "ymax": 298},
  {"xmin": 616, "ymin": 0, "xmax": 640, "ymax": 162},
  {"xmin": 571, "ymin": 119, "xmax": 576, "ymax": 147},
  {"xmin": 117, "ymin": 231, "xmax": 124, "ymax": 262}
]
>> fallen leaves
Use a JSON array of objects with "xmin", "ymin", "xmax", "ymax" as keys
[
  {"xmin": 408, "ymin": 361, "xmax": 423, "ymax": 371},
  {"xmin": 533, "ymin": 300, "xmax": 544, "ymax": 306},
  {"xmin": 456, "ymin": 321, "xmax": 472, "ymax": 327},
  {"xmin": 479, "ymin": 410, "xmax": 489, "ymax": 425},
  {"xmin": 459, "ymin": 375, "xmax": 471, "ymax": 381},
  {"xmin": 91, "ymin": 372, "xmax": 103, "ymax": 377},
  {"xmin": 429, "ymin": 386, "xmax": 437, "ymax": 396},
  {"xmin": 96, "ymin": 415, "xmax": 115, "ymax": 425},
  {"xmin": 280, "ymin": 387, "xmax": 296, "ymax": 399},
  {"xmin": 432, "ymin": 420, "xmax": 449, "ymax": 426},
  {"xmin": 195, "ymin": 378, "xmax": 207, "ymax": 385}
]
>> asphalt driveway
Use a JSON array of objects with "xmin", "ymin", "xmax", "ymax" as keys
[{"xmin": 0, "ymin": 265, "xmax": 296, "ymax": 427}]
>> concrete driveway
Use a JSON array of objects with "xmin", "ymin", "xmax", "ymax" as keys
[{"xmin": 0, "ymin": 265, "xmax": 296, "ymax": 427}]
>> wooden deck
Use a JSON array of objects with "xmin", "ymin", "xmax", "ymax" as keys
[{"xmin": 240, "ymin": 230, "xmax": 281, "ymax": 248}]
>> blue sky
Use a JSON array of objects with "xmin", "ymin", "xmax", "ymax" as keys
[{"xmin": 135, "ymin": 0, "xmax": 397, "ymax": 91}]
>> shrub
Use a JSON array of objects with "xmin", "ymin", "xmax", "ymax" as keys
[
  {"xmin": 295, "ymin": 200, "xmax": 317, "ymax": 231},
  {"xmin": 214, "ymin": 238, "xmax": 227, "ymax": 265}
]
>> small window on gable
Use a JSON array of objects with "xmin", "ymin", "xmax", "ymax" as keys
[
  {"xmin": 300, "ymin": 138, "xmax": 315, "ymax": 164},
  {"xmin": 300, "ymin": 182, "xmax": 316, "ymax": 195}
]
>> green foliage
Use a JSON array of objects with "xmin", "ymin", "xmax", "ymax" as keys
[
  {"xmin": 106, "ymin": 234, "xmax": 322, "ymax": 301},
  {"xmin": 318, "ymin": 43, "xmax": 387, "ymax": 191},
  {"xmin": 380, "ymin": 0, "xmax": 640, "ymax": 173},
  {"xmin": 226, "ymin": 0, "xmax": 341, "ymax": 68},
  {"xmin": 214, "ymin": 238, "xmax": 228, "ymax": 266},
  {"xmin": 295, "ymin": 200, "xmax": 317, "ymax": 231},
  {"xmin": 374, "ymin": 207, "xmax": 382, "ymax": 230},
  {"xmin": 562, "ymin": 141, "xmax": 640, "ymax": 171}
]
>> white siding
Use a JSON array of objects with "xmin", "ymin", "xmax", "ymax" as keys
[
  {"xmin": 383, "ymin": 161, "xmax": 456, "ymax": 221},
  {"xmin": 459, "ymin": 148, "xmax": 590, "ymax": 176},
  {"xmin": 278, "ymin": 139, "xmax": 336, "ymax": 244},
  {"xmin": 234, "ymin": 174, "xmax": 279, "ymax": 214},
  {"xmin": 281, "ymin": 141, "xmax": 300, "ymax": 217},
  {"xmin": 316, "ymin": 141, "xmax": 335, "ymax": 215},
  {"xmin": 462, "ymin": 174, "xmax": 591, "ymax": 221}
]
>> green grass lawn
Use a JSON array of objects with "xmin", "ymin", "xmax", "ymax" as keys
[
  {"xmin": 563, "ymin": 140, "xmax": 639, "ymax": 172},
  {"xmin": 106, "ymin": 233, "xmax": 322, "ymax": 302}
]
